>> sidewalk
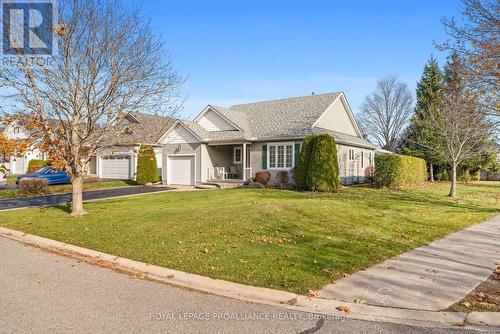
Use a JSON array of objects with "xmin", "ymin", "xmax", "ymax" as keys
[{"xmin": 319, "ymin": 215, "xmax": 500, "ymax": 310}]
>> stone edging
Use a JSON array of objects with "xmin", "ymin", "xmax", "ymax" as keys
[{"xmin": 0, "ymin": 227, "xmax": 498, "ymax": 332}]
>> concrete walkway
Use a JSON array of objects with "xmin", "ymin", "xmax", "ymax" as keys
[
  {"xmin": 0, "ymin": 186, "xmax": 170, "ymax": 210},
  {"xmin": 319, "ymin": 215, "xmax": 500, "ymax": 311}
]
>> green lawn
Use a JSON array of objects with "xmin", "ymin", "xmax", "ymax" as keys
[
  {"xmin": 0, "ymin": 180, "xmax": 136, "ymax": 199},
  {"xmin": 0, "ymin": 182, "xmax": 498, "ymax": 294}
]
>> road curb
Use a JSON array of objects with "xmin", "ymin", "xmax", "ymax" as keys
[{"xmin": 1, "ymin": 227, "xmax": 498, "ymax": 332}]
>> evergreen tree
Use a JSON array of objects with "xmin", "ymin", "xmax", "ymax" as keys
[
  {"xmin": 136, "ymin": 145, "xmax": 160, "ymax": 185},
  {"xmin": 400, "ymin": 56, "xmax": 445, "ymax": 181}
]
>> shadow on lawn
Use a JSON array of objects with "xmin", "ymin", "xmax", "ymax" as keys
[{"xmin": 372, "ymin": 191, "xmax": 499, "ymax": 214}]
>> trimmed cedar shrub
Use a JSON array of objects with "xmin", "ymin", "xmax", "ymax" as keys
[
  {"xmin": 19, "ymin": 178, "xmax": 49, "ymax": 195},
  {"xmin": 374, "ymin": 154, "xmax": 427, "ymax": 188},
  {"xmin": 136, "ymin": 145, "xmax": 159, "ymax": 185},
  {"xmin": 27, "ymin": 159, "xmax": 48, "ymax": 173},
  {"xmin": 296, "ymin": 134, "xmax": 340, "ymax": 192},
  {"xmin": 255, "ymin": 171, "xmax": 271, "ymax": 184},
  {"xmin": 294, "ymin": 135, "xmax": 314, "ymax": 189}
]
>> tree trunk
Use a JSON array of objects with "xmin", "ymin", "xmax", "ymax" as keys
[
  {"xmin": 70, "ymin": 175, "xmax": 87, "ymax": 217},
  {"xmin": 429, "ymin": 163, "xmax": 434, "ymax": 182},
  {"xmin": 448, "ymin": 164, "xmax": 457, "ymax": 198}
]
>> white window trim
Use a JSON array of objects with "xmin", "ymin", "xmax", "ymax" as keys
[
  {"xmin": 349, "ymin": 148, "xmax": 355, "ymax": 161},
  {"xmin": 267, "ymin": 142, "xmax": 295, "ymax": 170},
  {"xmin": 233, "ymin": 147, "xmax": 242, "ymax": 164}
]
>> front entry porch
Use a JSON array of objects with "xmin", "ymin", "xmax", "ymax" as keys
[{"xmin": 205, "ymin": 143, "xmax": 252, "ymax": 182}]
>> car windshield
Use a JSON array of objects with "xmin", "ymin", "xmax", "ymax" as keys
[{"xmin": 35, "ymin": 166, "xmax": 52, "ymax": 174}]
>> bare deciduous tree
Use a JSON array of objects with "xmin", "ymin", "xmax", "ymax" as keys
[
  {"xmin": 0, "ymin": 0, "xmax": 182, "ymax": 216},
  {"xmin": 421, "ymin": 55, "xmax": 493, "ymax": 197},
  {"xmin": 439, "ymin": 0, "xmax": 499, "ymax": 136},
  {"xmin": 358, "ymin": 76, "xmax": 414, "ymax": 151}
]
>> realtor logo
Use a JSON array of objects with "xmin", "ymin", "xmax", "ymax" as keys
[{"xmin": 2, "ymin": 1, "xmax": 54, "ymax": 55}]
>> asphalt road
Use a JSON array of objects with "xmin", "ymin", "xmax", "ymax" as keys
[
  {"xmin": 0, "ymin": 237, "xmax": 479, "ymax": 334},
  {"xmin": 0, "ymin": 186, "xmax": 169, "ymax": 210}
]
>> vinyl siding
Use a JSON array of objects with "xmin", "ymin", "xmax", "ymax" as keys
[{"xmin": 198, "ymin": 110, "xmax": 237, "ymax": 132}]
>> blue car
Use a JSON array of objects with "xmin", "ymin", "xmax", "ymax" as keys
[{"xmin": 16, "ymin": 166, "xmax": 71, "ymax": 185}]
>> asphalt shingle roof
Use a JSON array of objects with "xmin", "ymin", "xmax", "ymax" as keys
[
  {"xmin": 177, "ymin": 92, "xmax": 375, "ymax": 148},
  {"xmin": 101, "ymin": 112, "xmax": 175, "ymax": 146}
]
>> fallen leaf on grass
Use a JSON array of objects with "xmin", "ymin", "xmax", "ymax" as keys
[
  {"xmin": 280, "ymin": 297, "xmax": 298, "ymax": 306},
  {"xmin": 308, "ymin": 290, "xmax": 318, "ymax": 297},
  {"xmin": 336, "ymin": 305, "xmax": 352, "ymax": 313}
]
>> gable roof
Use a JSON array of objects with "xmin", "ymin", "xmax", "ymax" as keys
[
  {"xmin": 165, "ymin": 92, "xmax": 375, "ymax": 148},
  {"xmin": 100, "ymin": 111, "xmax": 175, "ymax": 146}
]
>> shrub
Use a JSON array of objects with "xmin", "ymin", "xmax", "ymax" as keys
[
  {"xmin": 19, "ymin": 178, "xmax": 49, "ymax": 195},
  {"xmin": 294, "ymin": 136, "xmax": 314, "ymax": 189},
  {"xmin": 255, "ymin": 171, "xmax": 271, "ymax": 184},
  {"xmin": 374, "ymin": 154, "xmax": 427, "ymax": 188},
  {"xmin": 275, "ymin": 171, "xmax": 289, "ymax": 184},
  {"xmin": 136, "ymin": 145, "xmax": 160, "ymax": 185},
  {"xmin": 458, "ymin": 170, "xmax": 480, "ymax": 183},
  {"xmin": 296, "ymin": 134, "xmax": 340, "ymax": 192},
  {"xmin": 27, "ymin": 159, "xmax": 49, "ymax": 173},
  {"xmin": 436, "ymin": 169, "xmax": 450, "ymax": 181}
]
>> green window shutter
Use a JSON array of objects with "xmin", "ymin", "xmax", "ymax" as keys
[
  {"xmin": 261, "ymin": 145, "xmax": 267, "ymax": 169},
  {"xmin": 294, "ymin": 143, "xmax": 301, "ymax": 166}
]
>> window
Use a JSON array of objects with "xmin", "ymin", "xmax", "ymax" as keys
[
  {"xmin": 348, "ymin": 149, "xmax": 355, "ymax": 160},
  {"xmin": 233, "ymin": 147, "xmax": 242, "ymax": 163},
  {"xmin": 285, "ymin": 145, "xmax": 293, "ymax": 168},
  {"xmin": 369, "ymin": 152, "xmax": 372, "ymax": 166},
  {"xmin": 269, "ymin": 146, "xmax": 276, "ymax": 168},
  {"xmin": 268, "ymin": 142, "xmax": 294, "ymax": 169},
  {"xmin": 361, "ymin": 150, "xmax": 364, "ymax": 168},
  {"xmin": 13, "ymin": 127, "xmax": 20, "ymax": 134}
]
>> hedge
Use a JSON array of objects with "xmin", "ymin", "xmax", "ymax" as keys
[
  {"xmin": 27, "ymin": 159, "xmax": 49, "ymax": 173},
  {"xmin": 374, "ymin": 154, "xmax": 427, "ymax": 188},
  {"xmin": 295, "ymin": 134, "xmax": 340, "ymax": 192},
  {"xmin": 136, "ymin": 145, "xmax": 160, "ymax": 185}
]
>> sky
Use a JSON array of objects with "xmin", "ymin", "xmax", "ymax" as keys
[{"xmin": 136, "ymin": 0, "xmax": 464, "ymax": 119}]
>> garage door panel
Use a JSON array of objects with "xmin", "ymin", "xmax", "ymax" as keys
[
  {"xmin": 168, "ymin": 155, "xmax": 195, "ymax": 185},
  {"xmin": 100, "ymin": 156, "xmax": 131, "ymax": 179}
]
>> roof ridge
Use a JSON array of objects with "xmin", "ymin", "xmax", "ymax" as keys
[{"xmin": 229, "ymin": 91, "xmax": 342, "ymax": 109}]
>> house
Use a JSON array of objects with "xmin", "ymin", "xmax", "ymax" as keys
[
  {"xmin": 93, "ymin": 112, "xmax": 175, "ymax": 180},
  {"xmin": 158, "ymin": 92, "xmax": 376, "ymax": 186},
  {"xmin": 0, "ymin": 120, "xmax": 46, "ymax": 174}
]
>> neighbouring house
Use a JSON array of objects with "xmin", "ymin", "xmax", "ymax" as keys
[
  {"xmin": 158, "ymin": 92, "xmax": 376, "ymax": 186},
  {"xmin": 0, "ymin": 120, "xmax": 46, "ymax": 174},
  {"xmin": 93, "ymin": 112, "xmax": 175, "ymax": 180}
]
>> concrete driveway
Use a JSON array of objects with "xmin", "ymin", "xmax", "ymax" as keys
[
  {"xmin": 0, "ymin": 237, "xmax": 477, "ymax": 334},
  {"xmin": 0, "ymin": 186, "xmax": 170, "ymax": 210}
]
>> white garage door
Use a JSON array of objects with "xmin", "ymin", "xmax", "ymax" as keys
[
  {"xmin": 100, "ymin": 155, "xmax": 131, "ymax": 179},
  {"xmin": 167, "ymin": 155, "xmax": 195, "ymax": 185}
]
